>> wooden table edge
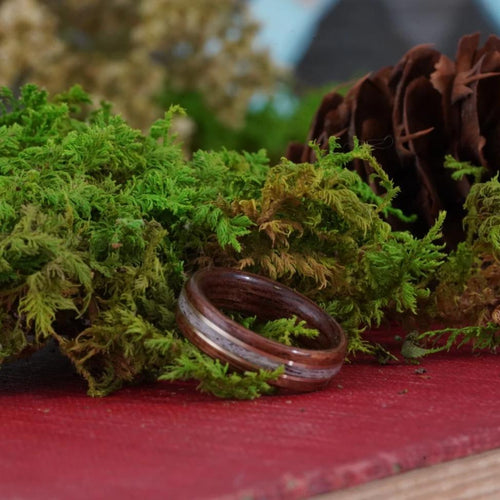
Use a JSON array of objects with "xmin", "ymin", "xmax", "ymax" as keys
[{"xmin": 314, "ymin": 447, "xmax": 500, "ymax": 499}]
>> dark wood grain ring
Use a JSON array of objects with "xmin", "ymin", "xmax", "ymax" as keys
[{"xmin": 176, "ymin": 268, "xmax": 347, "ymax": 392}]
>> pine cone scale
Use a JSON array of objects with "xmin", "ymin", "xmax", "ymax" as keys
[{"xmin": 289, "ymin": 34, "xmax": 500, "ymax": 248}]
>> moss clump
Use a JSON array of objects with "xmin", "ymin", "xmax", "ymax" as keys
[{"xmin": 0, "ymin": 85, "xmax": 497, "ymax": 398}]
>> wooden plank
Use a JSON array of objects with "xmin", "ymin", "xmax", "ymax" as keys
[{"xmin": 317, "ymin": 448, "xmax": 500, "ymax": 499}]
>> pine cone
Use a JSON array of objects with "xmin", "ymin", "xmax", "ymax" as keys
[{"xmin": 287, "ymin": 33, "xmax": 500, "ymax": 247}]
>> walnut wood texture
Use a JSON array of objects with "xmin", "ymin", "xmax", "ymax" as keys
[{"xmin": 176, "ymin": 267, "xmax": 347, "ymax": 392}]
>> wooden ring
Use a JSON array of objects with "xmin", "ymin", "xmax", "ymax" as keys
[{"xmin": 176, "ymin": 268, "xmax": 347, "ymax": 392}]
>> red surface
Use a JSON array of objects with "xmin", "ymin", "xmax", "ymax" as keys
[{"xmin": 1, "ymin": 331, "xmax": 499, "ymax": 500}]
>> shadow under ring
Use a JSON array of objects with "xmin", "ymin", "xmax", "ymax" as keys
[{"xmin": 176, "ymin": 268, "xmax": 347, "ymax": 392}]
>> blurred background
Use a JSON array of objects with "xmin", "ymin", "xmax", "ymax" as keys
[
  {"xmin": 252, "ymin": 0, "xmax": 500, "ymax": 82},
  {"xmin": 1, "ymin": 0, "xmax": 499, "ymax": 160}
]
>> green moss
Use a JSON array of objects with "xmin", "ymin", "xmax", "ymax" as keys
[{"xmin": 0, "ymin": 84, "xmax": 497, "ymax": 398}]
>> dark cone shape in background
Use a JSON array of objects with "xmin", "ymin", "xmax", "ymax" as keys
[{"xmin": 287, "ymin": 33, "xmax": 500, "ymax": 248}]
